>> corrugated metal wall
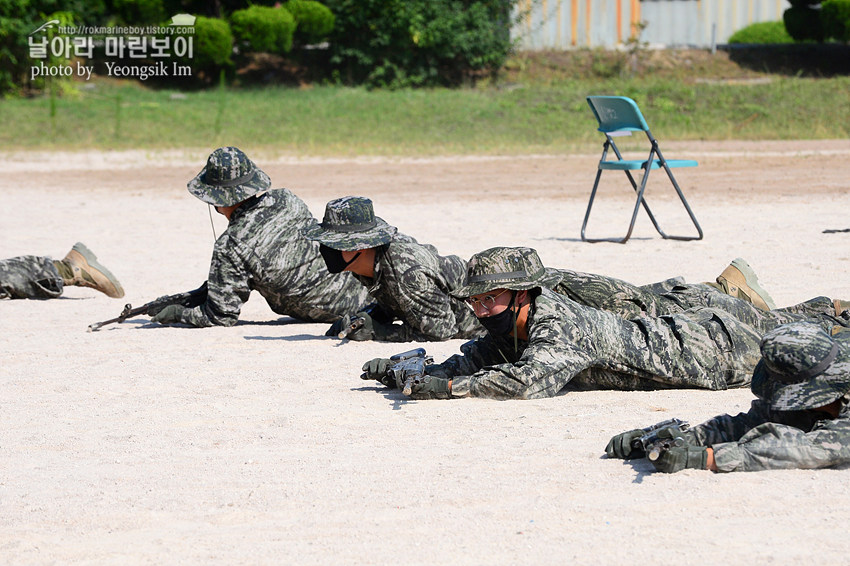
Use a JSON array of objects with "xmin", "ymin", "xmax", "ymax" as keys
[{"xmin": 512, "ymin": 0, "xmax": 791, "ymax": 49}]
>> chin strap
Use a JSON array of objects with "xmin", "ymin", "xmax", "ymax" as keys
[
  {"xmin": 208, "ymin": 204, "xmax": 218, "ymax": 241},
  {"xmin": 510, "ymin": 292, "xmax": 518, "ymax": 355}
]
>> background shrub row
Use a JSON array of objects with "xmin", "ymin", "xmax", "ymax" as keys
[
  {"xmin": 2, "ymin": 0, "xmax": 849, "ymax": 95},
  {"xmin": 1, "ymin": 0, "xmax": 515, "ymax": 92}
]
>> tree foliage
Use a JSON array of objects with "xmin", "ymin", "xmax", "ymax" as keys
[{"xmin": 322, "ymin": 0, "xmax": 515, "ymax": 87}]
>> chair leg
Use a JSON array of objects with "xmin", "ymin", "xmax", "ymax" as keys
[
  {"xmin": 652, "ymin": 163, "xmax": 703, "ymax": 241},
  {"xmin": 581, "ymin": 167, "xmax": 648, "ymax": 244},
  {"xmin": 647, "ymin": 142, "xmax": 703, "ymax": 241},
  {"xmin": 580, "ymin": 168, "xmax": 610, "ymax": 242},
  {"xmin": 582, "ymin": 140, "xmax": 626, "ymax": 243},
  {"xmin": 627, "ymin": 166, "xmax": 703, "ymax": 242}
]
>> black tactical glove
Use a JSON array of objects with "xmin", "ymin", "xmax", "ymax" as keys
[
  {"xmin": 348, "ymin": 312, "xmax": 376, "ymax": 341},
  {"xmin": 326, "ymin": 316, "xmax": 349, "ymax": 337},
  {"xmin": 650, "ymin": 445, "xmax": 708, "ymax": 473},
  {"xmin": 605, "ymin": 429, "xmax": 647, "ymax": 460},
  {"xmin": 606, "ymin": 423, "xmax": 692, "ymax": 460},
  {"xmin": 400, "ymin": 374, "xmax": 451, "ymax": 400},
  {"xmin": 360, "ymin": 358, "xmax": 396, "ymax": 388},
  {"xmin": 329, "ymin": 312, "xmax": 387, "ymax": 341},
  {"xmin": 151, "ymin": 304, "xmax": 185, "ymax": 324},
  {"xmin": 327, "ymin": 312, "xmax": 368, "ymax": 338}
]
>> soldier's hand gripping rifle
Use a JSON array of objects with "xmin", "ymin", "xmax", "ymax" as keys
[
  {"xmin": 388, "ymin": 348, "xmax": 434, "ymax": 396},
  {"xmin": 87, "ymin": 281, "xmax": 209, "ymax": 332},
  {"xmin": 631, "ymin": 417, "xmax": 691, "ymax": 461},
  {"xmin": 336, "ymin": 303, "xmax": 396, "ymax": 339},
  {"xmin": 337, "ymin": 316, "xmax": 367, "ymax": 339}
]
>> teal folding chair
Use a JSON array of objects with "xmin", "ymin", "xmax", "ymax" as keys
[{"xmin": 582, "ymin": 95, "xmax": 703, "ymax": 243}]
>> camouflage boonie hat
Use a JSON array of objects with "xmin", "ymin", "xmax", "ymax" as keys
[
  {"xmin": 187, "ymin": 147, "xmax": 271, "ymax": 207},
  {"xmin": 452, "ymin": 246, "xmax": 562, "ymax": 298},
  {"xmin": 301, "ymin": 196, "xmax": 397, "ymax": 251},
  {"xmin": 751, "ymin": 322, "xmax": 850, "ymax": 410}
]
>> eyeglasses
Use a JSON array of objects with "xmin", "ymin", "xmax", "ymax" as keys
[{"xmin": 465, "ymin": 289, "xmax": 510, "ymax": 311}]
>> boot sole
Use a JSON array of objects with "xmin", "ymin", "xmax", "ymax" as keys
[
  {"xmin": 728, "ymin": 258, "xmax": 776, "ymax": 310},
  {"xmin": 68, "ymin": 243, "xmax": 125, "ymax": 298}
]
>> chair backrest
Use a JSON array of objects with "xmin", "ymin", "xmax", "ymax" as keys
[{"xmin": 586, "ymin": 96, "xmax": 650, "ymax": 134}]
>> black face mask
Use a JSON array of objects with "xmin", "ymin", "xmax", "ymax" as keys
[
  {"xmin": 478, "ymin": 292, "xmax": 516, "ymax": 336},
  {"xmin": 320, "ymin": 244, "xmax": 360, "ymax": 274}
]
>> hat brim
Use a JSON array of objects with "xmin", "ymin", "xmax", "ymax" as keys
[
  {"xmin": 187, "ymin": 167, "xmax": 271, "ymax": 207},
  {"xmin": 301, "ymin": 216, "xmax": 397, "ymax": 250},
  {"xmin": 451, "ymin": 267, "xmax": 563, "ymax": 299}
]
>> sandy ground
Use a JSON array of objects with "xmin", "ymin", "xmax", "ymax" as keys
[{"xmin": 2, "ymin": 139, "xmax": 850, "ymax": 565}]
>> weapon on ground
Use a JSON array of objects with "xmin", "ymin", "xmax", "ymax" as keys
[
  {"xmin": 87, "ymin": 282, "xmax": 209, "ymax": 332},
  {"xmin": 387, "ymin": 348, "xmax": 433, "ymax": 396},
  {"xmin": 630, "ymin": 417, "xmax": 690, "ymax": 461}
]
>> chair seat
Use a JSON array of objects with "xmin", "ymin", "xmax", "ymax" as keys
[{"xmin": 599, "ymin": 159, "xmax": 698, "ymax": 171}]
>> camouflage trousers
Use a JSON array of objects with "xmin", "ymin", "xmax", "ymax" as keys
[
  {"xmin": 0, "ymin": 255, "xmax": 63, "ymax": 300},
  {"xmin": 567, "ymin": 288, "xmax": 848, "ymax": 393},
  {"xmin": 556, "ymin": 272, "xmax": 843, "ymax": 325},
  {"xmin": 657, "ymin": 284, "xmax": 846, "ymax": 330}
]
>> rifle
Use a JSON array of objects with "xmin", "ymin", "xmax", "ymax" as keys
[
  {"xmin": 630, "ymin": 417, "xmax": 690, "ymax": 461},
  {"xmin": 387, "ymin": 348, "xmax": 434, "ymax": 396},
  {"xmin": 336, "ymin": 303, "xmax": 396, "ymax": 339},
  {"xmin": 87, "ymin": 282, "xmax": 208, "ymax": 332},
  {"xmin": 337, "ymin": 317, "xmax": 366, "ymax": 339}
]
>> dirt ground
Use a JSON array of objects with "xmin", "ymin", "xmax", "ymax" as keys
[{"xmin": 2, "ymin": 139, "xmax": 850, "ymax": 564}]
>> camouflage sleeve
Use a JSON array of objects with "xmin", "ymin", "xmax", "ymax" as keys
[
  {"xmin": 378, "ymin": 265, "xmax": 464, "ymax": 342},
  {"xmin": 450, "ymin": 311, "xmax": 594, "ymax": 399},
  {"xmin": 710, "ymin": 418, "xmax": 850, "ymax": 472},
  {"xmin": 426, "ymin": 336, "xmax": 506, "ymax": 379},
  {"xmin": 688, "ymin": 400, "xmax": 773, "ymax": 446},
  {"xmin": 174, "ymin": 235, "xmax": 253, "ymax": 327}
]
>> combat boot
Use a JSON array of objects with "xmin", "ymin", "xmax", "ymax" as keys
[
  {"xmin": 834, "ymin": 299, "xmax": 850, "ymax": 317},
  {"xmin": 54, "ymin": 242, "xmax": 125, "ymax": 298},
  {"xmin": 713, "ymin": 258, "xmax": 776, "ymax": 311}
]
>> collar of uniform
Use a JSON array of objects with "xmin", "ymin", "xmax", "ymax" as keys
[
  {"xmin": 228, "ymin": 192, "xmax": 266, "ymax": 223},
  {"xmin": 360, "ymin": 244, "xmax": 388, "ymax": 293}
]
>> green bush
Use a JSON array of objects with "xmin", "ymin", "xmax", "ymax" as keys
[
  {"xmin": 0, "ymin": 0, "xmax": 37, "ymax": 94},
  {"xmin": 822, "ymin": 0, "xmax": 850, "ymax": 40},
  {"xmin": 784, "ymin": 5, "xmax": 826, "ymax": 40},
  {"xmin": 230, "ymin": 5, "xmax": 295, "ymax": 55},
  {"xmin": 286, "ymin": 0, "xmax": 334, "ymax": 45},
  {"xmin": 728, "ymin": 21, "xmax": 794, "ymax": 43},
  {"xmin": 112, "ymin": 0, "xmax": 165, "ymax": 25},
  {"xmin": 183, "ymin": 16, "xmax": 233, "ymax": 78},
  {"xmin": 324, "ymin": 0, "xmax": 515, "ymax": 88},
  {"xmin": 0, "ymin": 0, "xmax": 113, "ymax": 95}
]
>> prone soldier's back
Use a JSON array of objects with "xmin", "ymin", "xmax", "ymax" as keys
[{"xmin": 196, "ymin": 189, "xmax": 371, "ymax": 326}]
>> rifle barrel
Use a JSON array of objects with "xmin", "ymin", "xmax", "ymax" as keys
[{"xmin": 338, "ymin": 317, "xmax": 365, "ymax": 339}]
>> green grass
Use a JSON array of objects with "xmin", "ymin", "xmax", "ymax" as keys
[{"xmin": 1, "ymin": 67, "xmax": 849, "ymax": 155}]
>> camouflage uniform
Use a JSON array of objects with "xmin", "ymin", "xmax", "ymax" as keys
[
  {"xmin": 0, "ymin": 255, "xmax": 63, "ymax": 299},
  {"xmin": 348, "ymin": 238, "xmax": 484, "ymax": 341},
  {"xmin": 303, "ymin": 196, "xmax": 483, "ymax": 342},
  {"xmin": 159, "ymin": 148, "xmax": 371, "ymax": 327},
  {"xmin": 687, "ymin": 323, "xmax": 850, "ymax": 472},
  {"xmin": 427, "ymin": 247, "xmax": 849, "ymax": 400},
  {"xmin": 169, "ymin": 189, "xmax": 371, "ymax": 327},
  {"xmin": 547, "ymin": 268, "xmax": 839, "ymax": 322}
]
